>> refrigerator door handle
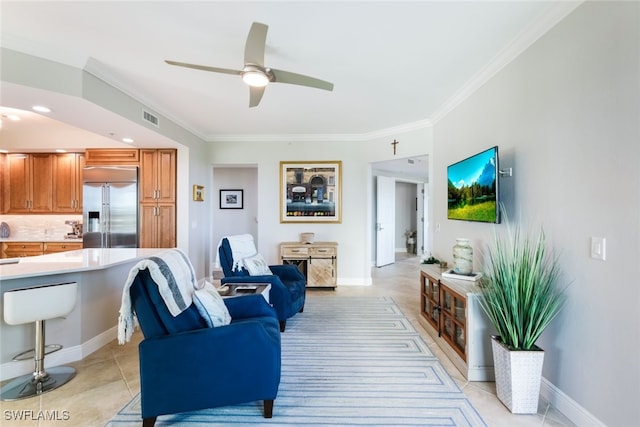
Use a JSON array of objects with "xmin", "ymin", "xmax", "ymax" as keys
[
  {"xmin": 101, "ymin": 184, "xmax": 106, "ymax": 248},
  {"xmin": 104, "ymin": 184, "xmax": 110, "ymax": 248}
]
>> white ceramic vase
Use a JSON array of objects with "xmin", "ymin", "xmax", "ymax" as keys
[{"xmin": 453, "ymin": 238, "xmax": 473, "ymax": 275}]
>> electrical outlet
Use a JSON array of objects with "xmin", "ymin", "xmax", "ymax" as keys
[{"xmin": 590, "ymin": 237, "xmax": 606, "ymax": 260}]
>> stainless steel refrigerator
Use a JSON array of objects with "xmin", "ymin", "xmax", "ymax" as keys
[{"xmin": 82, "ymin": 166, "xmax": 138, "ymax": 248}]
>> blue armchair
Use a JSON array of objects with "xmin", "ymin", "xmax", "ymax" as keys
[
  {"xmin": 218, "ymin": 236, "xmax": 306, "ymax": 332},
  {"xmin": 129, "ymin": 268, "xmax": 281, "ymax": 427}
]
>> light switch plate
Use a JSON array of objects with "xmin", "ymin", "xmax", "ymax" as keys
[{"xmin": 590, "ymin": 237, "xmax": 606, "ymax": 260}]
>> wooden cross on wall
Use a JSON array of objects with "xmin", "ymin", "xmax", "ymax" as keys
[{"xmin": 391, "ymin": 139, "xmax": 399, "ymax": 155}]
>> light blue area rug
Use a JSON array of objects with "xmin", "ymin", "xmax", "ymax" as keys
[{"xmin": 107, "ymin": 296, "xmax": 486, "ymax": 426}]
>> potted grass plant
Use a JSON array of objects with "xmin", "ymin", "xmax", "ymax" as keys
[{"xmin": 478, "ymin": 218, "xmax": 567, "ymax": 414}]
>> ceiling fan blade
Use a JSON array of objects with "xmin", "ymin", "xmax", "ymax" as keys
[
  {"xmin": 249, "ymin": 85, "xmax": 266, "ymax": 108},
  {"xmin": 271, "ymin": 68, "xmax": 334, "ymax": 91},
  {"xmin": 244, "ymin": 22, "xmax": 268, "ymax": 67},
  {"xmin": 165, "ymin": 60, "xmax": 241, "ymax": 76}
]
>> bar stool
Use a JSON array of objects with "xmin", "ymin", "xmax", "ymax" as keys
[{"xmin": 1, "ymin": 282, "xmax": 78, "ymax": 401}]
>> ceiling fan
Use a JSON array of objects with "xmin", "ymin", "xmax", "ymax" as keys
[{"xmin": 165, "ymin": 22, "xmax": 334, "ymax": 107}]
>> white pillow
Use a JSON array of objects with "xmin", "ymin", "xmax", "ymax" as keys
[
  {"xmin": 192, "ymin": 282, "xmax": 231, "ymax": 327},
  {"xmin": 243, "ymin": 253, "xmax": 273, "ymax": 276}
]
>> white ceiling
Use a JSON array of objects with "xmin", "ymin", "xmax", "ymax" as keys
[{"xmin": 0, "ymin": 0, "xmax": 572, "ymax": 147}]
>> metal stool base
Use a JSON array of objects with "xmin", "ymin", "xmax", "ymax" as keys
[
  {"xmin": 0, "ymin": 366, "xmax": 76, "ymax": 401},
  {"xmin": 12, "ymin": 344, "xmax": 63, "ymax": 362}
]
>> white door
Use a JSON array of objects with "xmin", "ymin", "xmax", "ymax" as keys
[{"xmin": 376, "ymin": 176, "xmax": 395, "ymax": 267}]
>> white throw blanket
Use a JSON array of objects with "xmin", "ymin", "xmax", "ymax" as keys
[
  {"xmin": 215, "ymin": 234, "xmax": 258, "ymax": 271},
  {"xmin": 118, "ymin": 248, "xmax": 199, "ymax": 344}
]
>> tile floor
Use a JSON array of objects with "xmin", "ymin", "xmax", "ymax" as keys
[{"xmin": 0, "ymin": 254, "xmax": 575, "ymax": 426}]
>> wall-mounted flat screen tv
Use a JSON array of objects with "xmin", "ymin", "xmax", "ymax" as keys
[{"xmin": 447, "ymin": 146, "xmax": 500, "ymax": 223}]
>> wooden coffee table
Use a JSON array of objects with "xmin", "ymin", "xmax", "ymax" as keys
[{"xmin": 218, "ymin": 283, "xmax": 271, "ymax": 303}]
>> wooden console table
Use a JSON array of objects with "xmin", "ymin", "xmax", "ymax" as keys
[
  {"xmin": 418, "ymin": 264, "xmax": 495, "ymax": 381},
  {"xmin": 279, "ymin": 242, "xmax": 337, "ymax": 289}
]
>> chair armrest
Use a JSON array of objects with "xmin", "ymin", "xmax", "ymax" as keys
[
  {"xmin": 223, "ymin": 294, "xmax": 276, "ymax": 319},
  {"xmin": 221, "ymin": 275, "xmax": 279, "ymax": 285},
  {"xmin": 270, "ymin": 264, "xmax": 305, "ymax": 281}
]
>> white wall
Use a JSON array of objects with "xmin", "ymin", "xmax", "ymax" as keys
[
  {"xmin": 210, "ymin": 126, "xmax": 432, "ymax": 285},
  {"xmin": 394, "ymin": 181, "xmax": 417, "ymax": 251},
  {"xmin": 211, "ymin": 166, "xmax": 258, "ymax": 266},
  {"xmin": 431, "ymin": 2, "xmax": 639, "ymax": 425}
]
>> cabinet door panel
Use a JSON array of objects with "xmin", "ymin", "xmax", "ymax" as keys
[
  {"xmin": 139, "ymin": 204, "xmax": 157, "ymax": 248},
  {"xmin": 7, "ymin": 154, "xmax": 31, "ymax": 212},
  {"xmin": 139, "ymin": 150, "xmax": 158, "ymax": 203},
  {"xmin": 29, "ymin": 154, "xmax": 53, "ymax": 213},
  {"xmin": 308, "ymin": 258, "xmax": 335, "ymax": 287},
  {"xmin": 156, "ymin": 150, "xmax": 176, "ymax": 203},
  {"xmin": 156, "ymin": 204, "xmax": 176, "ymax": 248},
  {"xmin": 53, "ymin": 153, "xmax": 76, "ymax": 212}
]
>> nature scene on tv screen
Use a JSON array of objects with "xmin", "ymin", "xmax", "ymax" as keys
[{"xmin": 447, "ymin": 147, "xmax": 498, "ymax": 223}]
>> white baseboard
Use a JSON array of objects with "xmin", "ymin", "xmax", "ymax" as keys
[
  {"xmin": 540, "ymin": 377, "xmax": 605, "ymax": 426},
  {"xmin": 337, "ymin": 277, "xmax": 372, "ymax": 286},
  {"xmin": 1, "ymin": 326, "xmax": 118, "ymax": 382}
]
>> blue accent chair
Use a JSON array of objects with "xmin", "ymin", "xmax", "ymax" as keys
[
  {"xmin": 218, "ymin": 237, "xmax": 306, "ymax": 332},
  {"xmin": 129, "ymin": 268, "xmax": 281, "ymax": 427}
]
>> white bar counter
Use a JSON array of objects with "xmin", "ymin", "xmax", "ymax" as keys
[{"xmin": 0, "ymin": 248, "xmax": 168, "ymax": 381}]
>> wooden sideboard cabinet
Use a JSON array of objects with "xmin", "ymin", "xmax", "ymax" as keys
[
  {"xmin": 418, "ymin": 265, "xmax": 495, "ymax": 381},
  {"xmin": 280, "ymin": 242, "xmax": 337, "ymax": 288}
]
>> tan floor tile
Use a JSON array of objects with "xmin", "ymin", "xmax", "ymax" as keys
[{"xmin": 0, "ymin": 253, "xmax": 573, "ymax": 426}]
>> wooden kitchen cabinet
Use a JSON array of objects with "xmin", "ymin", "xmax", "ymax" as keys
[
  {"xmin": 139, "ymin": 204, "xmax": 176, "ymax": 248},
  {"xmin": 52, "ymin": 153, "xmax": 85, "ymax": 213},
  {"xmin": 84, "ymin": 149, "xmax": 139, "ymax": 165},
  {"xmin": 2, "ymin": 242, "xmax": 44, "ymax": 258},
  {"xmin": 5, "ymin": 153, "xmax": 54, "ymax": 213},
  {"xmin": 139, "ymin": 149, "xmax": 176, "ymax": 248},
  {"xmin": 0, "ymin": 153, "xmax": 5, "ymax": 214},
  {"xmin": 1, "ymin": 241, "xmax": 83, "ymax": 258},
  {"xmin": 140, "ymin": 149, "xmax": 176, "ymax": 204},
  {"xmin": 43, "ymin": 242, "xmax": 83, "ymax": 254}
]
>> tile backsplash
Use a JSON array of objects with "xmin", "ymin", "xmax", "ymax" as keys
[{"xmin": 0, "ymin": 214, "xmax": 83, "ymax": 240}]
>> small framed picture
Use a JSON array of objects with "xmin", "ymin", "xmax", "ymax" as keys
[
  {"xmin": 193, "ymin": 185, "xmax": 205, "ymax": 202},
  {"xmin": 220, "ymin": 189, "xmax": 244, "ymax": 209}
]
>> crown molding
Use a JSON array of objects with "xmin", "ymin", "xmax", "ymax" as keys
[
  {"xmin": 206, "ymin": 118, "xmax": 433, "ymax": 143},
  {"xmin": 429, "ymin": 1, "xmax": 583, "ymax": 125}
]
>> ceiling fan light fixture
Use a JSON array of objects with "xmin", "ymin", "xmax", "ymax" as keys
[{"xmin": 241, "ymin": 67, "xmax": 270, "ymax": 87}]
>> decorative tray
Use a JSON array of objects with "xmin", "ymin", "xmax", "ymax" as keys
[{"xmin": 441, "ymin": 270, "xmax": 482, "ymax": 282}]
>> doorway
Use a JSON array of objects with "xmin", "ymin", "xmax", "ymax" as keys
[{"xmin": 371, "ymin": 155, "xmax": 428, "ymax": 267}]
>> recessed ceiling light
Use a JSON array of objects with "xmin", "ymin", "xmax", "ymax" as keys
[
  {"xmin": 55, "ymin": 149, "xmax": 67, "ymax": 153},
  {"xmin": 5, "ymin": 114, "xmax": 20, "ymax": 121},
  {"xmin": 32, "ymin": 105, "xmax": 52, "ymax": 113},
  {"xmin": 122, "ymin": 137, "xmax": 134, "ymax": 144},
  {"xmin": 0, "ymin": 149, "xmax": 8, "ymax": 154}
]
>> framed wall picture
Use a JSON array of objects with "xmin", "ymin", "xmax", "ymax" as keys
[
  {"xmin": 193, "ymin": 185, "xmax": 205, "ymax": 202},
  {"xmin": 280, "ymin": 161, "xmax": 342, "ymax": 223},
  {"xmin": 220, "ymin": 189, "xmax": 244, "ymax": 209}
]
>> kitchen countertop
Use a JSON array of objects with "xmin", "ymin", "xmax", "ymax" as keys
[{"xmin": 0, "ymin": 248, "xmax": 167, "ymax": 281}]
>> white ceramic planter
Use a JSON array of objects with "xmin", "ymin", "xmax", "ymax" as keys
[{"xmin": 491, "ymin": 336, "xmax": 544, "ymax": 414}]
